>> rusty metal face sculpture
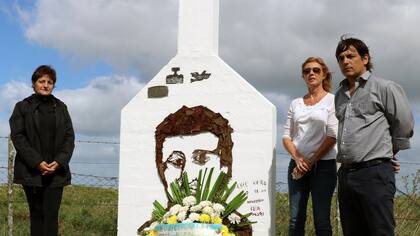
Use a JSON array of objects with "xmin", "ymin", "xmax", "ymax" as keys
[{"xmin": 155, "ymin": 105, "xmax": 234, "ymax": 192}]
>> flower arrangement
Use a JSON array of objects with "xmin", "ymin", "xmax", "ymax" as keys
[{"xmin": 139, "ymin": 168, "xmax": 254, "ymax": 236}]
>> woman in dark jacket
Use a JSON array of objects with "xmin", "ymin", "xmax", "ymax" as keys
[{"xmin": 9, "ymin": 65, "xmax": 75, "ymax": 236}]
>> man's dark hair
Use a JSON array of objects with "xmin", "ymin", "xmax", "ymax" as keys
[
  {"xmin": 31, "ymin": 65, "xmax": 57, "ymax": 84},
  {"xmin": 335, "ymin": 36, "xmax": 373, "ymax": 71}
]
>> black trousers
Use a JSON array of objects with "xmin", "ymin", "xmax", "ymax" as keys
[
  {"xmin": 23, "ymin": 186, "xmax": 64, "ymax": 236},
  {"xmin": 337, "ymin": 161, "xmax": 396, "ymax": 236}
]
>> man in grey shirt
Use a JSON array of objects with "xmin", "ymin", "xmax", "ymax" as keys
[{"xmin": 334, "ymin": 36, "xmax": 414, "ymax": 236}]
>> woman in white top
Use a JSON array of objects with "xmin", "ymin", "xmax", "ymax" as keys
[{"xmin": 283, "ymin": 57, "xmax": 338, "ymax": 236}]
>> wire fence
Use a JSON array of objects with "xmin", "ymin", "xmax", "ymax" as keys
[
  {"xmin": 0, "ymin": 136, "xmax": 119, "ymax": 189},
  {"xmin": 1, "ymin": 135, "xmax": 419, "ymax": 195},
  {"xmin": 1, "ymin": 136, "xmax": 419, "ymax": 235},
  {"xmin": 2, "ymin": 135, "xmax": 419, "ymax": 191}
]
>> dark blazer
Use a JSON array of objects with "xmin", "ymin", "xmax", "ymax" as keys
[{"xmin": 9, "ymin": 94, "xmax": 75, "ymax": 187}]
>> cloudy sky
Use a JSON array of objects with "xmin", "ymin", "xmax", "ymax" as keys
[{"xmin": 0, "ymin": 0, "xmax": 419, "ymax": 185}]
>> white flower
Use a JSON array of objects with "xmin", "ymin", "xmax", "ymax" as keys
[
  {"xmin": 169, "ymin": 204, "xmax": 182, "ymax": 215},
  {"xmin": 210, "ymin": 211, "xmax": 220, "ymax": 218},
  {"xmin": 228, "ymin": 213, "xmax": 241, "ymax": 224},
  {"xmin": 189, "ymin": 213, "xmax": 200, "ymax": 222},
  {"xmin": 212, "ymin": 203, "xmax": 225, "ymax": 213},
  {"xmin": 182, "ymin": 218, "xmax": 193, "ymax": 223},
  {"xmin": 202, "ymin": 206, "xmax": 215, "ymax": 215},
  {"xmin": 190, "ymin": 205, "xmax": 202, "ymax": 212},
  {"xmin": 177, "ymin": 211, "xmax": 187, "ymax": 222},
  {"xmin": 180, "ymin": 206, "xmax": 189, "ymax": 212},
  {"xmin": 182, "ymin": 196, "xmax": 197, "ymax": 206},
  {"xmin": 198, "ymin": 201, "xmax": 212, "ymax": 208}
]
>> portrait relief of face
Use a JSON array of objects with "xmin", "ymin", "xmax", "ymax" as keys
[
  {"xmin": 154, "ymin": 105, "xmax": 234, "ymax": 197},
  {"xmin": 162, "ymin": 132, "xmax": 228, "ymax": 184}
]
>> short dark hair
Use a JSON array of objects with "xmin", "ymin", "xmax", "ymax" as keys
[
  {"xmin": 31, "ymin": 65, "xmax": 57, "ymax": 84},
  {"xmin": 335, "ymin": 36, "xmax": 373, "ymax": 71}
]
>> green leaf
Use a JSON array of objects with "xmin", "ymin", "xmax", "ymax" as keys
[
  {"xmin": 182, "ymin": 172, "xmax": 191, "ymax": 196},
  {"xmin": 170, "ymin": 181, "xmax": 183, "ymax": 204},
  {"xmin": 151, "ymin": 200, "xmax": 166, "ymax": 221},
  {"xmin": 241, "ymin": 212, "xmax": 253, "ymax": 219},
  {"xmin": 207, "ymin": 171, "xmax": 226, "ymax": 201},
  {"xmin": 221, "ymin": 182, "xmax": 237, "ymax": 203},
  {"xmin": 153, "ymin": 200, "xmax": 166, "ymax": 213},
  {"xmin": 195, "ymin": 169, "xmax": 203, "ymax": 202},
  {"xmin": 235, "ymin": 221, "xmax": 257, "ymax": 227},
  {"xmin": 201, "ymin": 167, "xmax": 214, "ymax": 200},
  {"xmin": 164, "ymin": 186, "xmax": 175, "ymax": 204},
  {"xmin": 223, "ymin": 191, "xmax": 248, "ymax": 218},
  {"xmin": 197, "ymin": 168, "xmax": 209, "ymax": 201}
]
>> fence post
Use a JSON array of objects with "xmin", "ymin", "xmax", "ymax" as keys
[{"xmin": 7, "ymin": 136, "xmax": 15, "ymax": 236}]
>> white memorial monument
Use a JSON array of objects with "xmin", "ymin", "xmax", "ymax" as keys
[{"xmin": 118, "ymin": 0, "xmax": 277, "ymax": 235}]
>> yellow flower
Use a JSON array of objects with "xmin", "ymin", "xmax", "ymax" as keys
[
  {"xmin": 199, "ymin": 214, "xmax": 211, "ymax": 223},
  {"xmin": 167, "ymin": 215, "xmax": 177, "ymax": 224},
  {"xmin": 223, "ymin": 233, "xmax": 235, "ymax": 236},
  {"xmin": 212, "ymin": 216, "xmax": 222, "ymax": 224},
  {"xmin": 221, "ymin": 225, "xmax": 229, "ymax": 233},
  {"xmin": 148, "ymin": 230, "xmax": 157, "ymax": 236}
]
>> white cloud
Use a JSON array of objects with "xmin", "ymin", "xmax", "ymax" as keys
[
  {"xmin": 56, "ymin": 75, "xmax": 144, "ymax": 137},
  {"xmin": 20, "ymin": 0, "xmax": 178, "ymax": 74},
  {"xmin": 263, "ymin": 91, "xmax": 292, "ymax": 124},
  {"xmin": 10, "ymin": 0, "xmax": 420, "ymax": 177},
  {"xmin": 0, "ymin": 80, "xmax": 32, "ymax": 113},
  {"xmin": 0, "ymin": 75, "xmax": 144, "ymax": 137},
  {"xmin": 18, "ymin": 0, "xmax": 420, "ymax": 102},
  {"xmin": 0, "ymin": 76, "xmax": 139, "ymax": 178},
  {"xmin": 0, "ymin": 122, "xmax": 9, "ymax": 138},
  {"xmin": 219, "ymin": 0, "xmax": 420, "ymax": 100},
  {"xmin": 264, "ymin": 92, "xmax": 292, "ymax": 109}
]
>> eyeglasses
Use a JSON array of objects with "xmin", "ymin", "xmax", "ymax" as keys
[{"xmin": 303, "ymin": 67, "xmax": 322, "ymax": 75}]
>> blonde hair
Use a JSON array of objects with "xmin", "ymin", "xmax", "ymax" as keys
[{"xmin": 301, "ymin": 57, "xmax": 332, "ymax": 92}]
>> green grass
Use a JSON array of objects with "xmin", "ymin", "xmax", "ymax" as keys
[
  {"xmin": 1, "ymin": 184, "xmax": 419, "ymax": 235},
  {"xmin": 275, "ymin": 193, "xmax": 342, "ymax": 236},
  {"xmin": 275, "ymin": 192, "xmax": 420, "ymax": 236},
  {"xmin": 0, "ymin": 185, "xmax": 117, "ymax": 236}
]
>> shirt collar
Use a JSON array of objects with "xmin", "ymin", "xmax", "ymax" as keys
[
  {"xmin": 359, "ymin": 71, "xmax": 371, "ymax": 81},
  {"xmin": 339, "ymin": 71, "xmax": 372, "ymax": 87}
]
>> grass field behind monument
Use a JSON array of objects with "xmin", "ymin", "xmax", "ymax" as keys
[
  {"xmin": 0, "ymin": 186, "xmax": 118, "ymax": 235},
  {"xmin": 1, "ymin": 179, "xmax": 419, "ymax": 235}
]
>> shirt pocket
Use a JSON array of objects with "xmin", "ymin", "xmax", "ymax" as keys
[{"xmin": 353, "ymin": 101, "xmax": 377, "ymax": 122}]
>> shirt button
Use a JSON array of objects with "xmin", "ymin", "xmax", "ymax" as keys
[{"xmin": 342, "ymin": 141, "xmax": 345, "ymax": 145}]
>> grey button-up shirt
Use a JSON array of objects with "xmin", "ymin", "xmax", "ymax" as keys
[{"xmin": 335, "ymin": 71, "xmax": 414, "ymax": 164}]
